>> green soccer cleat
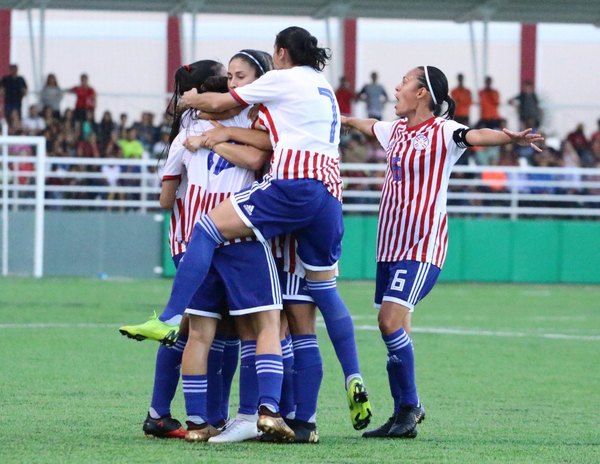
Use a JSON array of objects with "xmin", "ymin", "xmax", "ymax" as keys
[
  {"xmin": 347, "ymin": 377, "xmax": 373, "ymax": 431},
  {"xmin": 119, "ymin": 312, "xmax": 179, "ymax": 347}
]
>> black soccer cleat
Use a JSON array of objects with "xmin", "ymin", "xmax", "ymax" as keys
[
  {"xmin": 143, "ymin": 414, "xmax": 187, "ymax": 439},
  {"xmin": 259, "ymin": 418, "xmax": 319, "ymax": 444},
  {"xmin": 362, "ymin": 416, "xmax": 396, "ymax": 438},
  {"xmin": 387, "ymin": 404, "xmax": 425, "ymax": 438}
]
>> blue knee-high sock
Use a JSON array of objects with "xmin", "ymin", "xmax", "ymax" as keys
[
  {"xmin": 306, "ymin": 278, "xmax": 361, "ymax": 383},
  {"xmin": 383, "ymin": 328, "xmax": 419, "ymax": 407},
  {"xmin": 206, "ymin": 337, "xmax": 225, "ymax": 426},
  {"xmin": 238, "ymin": 340, "xmax": 258, "ymax": 415},
  {"xmin": 256, "ymin": 353, "xmax": 283, "ymax": 413},
  {"xmin": 291, "ymin": 334, "xmax": 323, "ymax": 423},
  {"xmin": 279, "ymin": 336, "xmax": 295, "ymax": 419},
  {"xmin": 149, "ymin": 335, "xmax": 187, "ymax": 418},
  {"xmin": 386, "ymin": 354, "xmax": 402, "ymax": 415},
  {"xmin": 159, "ymin": 216, "xmax": 225, "ymax": 322},
  {"xmin": 221, "ymin": 338, "xmax": 240, "ymax": 420},
  {"xmin": 182, "ymin": 374, "xmax": 208, "ymax": 425}
]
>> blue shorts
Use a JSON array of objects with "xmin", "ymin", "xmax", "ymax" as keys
[
  {"xmin": 278, "ymin": 268, "xmax": 314, "ymax": 304},
  {"xmin": 232, "ymin": 177, "xmax": 343, "ymax": 271},
  {"xmin": 179, "ymin": 241, "xmax": 282, "ymax": 319},
  {"xmin": 374, "ymin": 260, "xmax": 441, "ymax": 312}
]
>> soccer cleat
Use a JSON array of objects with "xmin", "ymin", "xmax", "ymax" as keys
[
  {"xmin": 387, "ymin": 404, "xmax": 426, "ymax": 438},
  {"xmin": 257, "ymin": 407, "xmax": 295, "ymax": 442},
  {"xmin": 142, "ymin": 414, "xmax": 186, "ymax": 439},
  {"xmin": 119, "ymin": 312, "xmax": 178, "ymax": 347},
  {"xmin": 259, "ymin": 418, "xmax": 318, "ymax": 444},
  {"xmin": 362, "ymin": 416, "xmax": 396, "ymax": 438},
  {"xmin": 208, "ymin": 414, "xmax": 259, "ymax": 443},
  {"xmin": 347, "ymin": 378, "xmax": 373, "ymax": 430},
  {"xmin": 184, "ymin": 422, "xmax": 220, "ymax": 442},
  {"xmin": 286, "ymin": 419, "xmax": 319, "ymax": 443}
]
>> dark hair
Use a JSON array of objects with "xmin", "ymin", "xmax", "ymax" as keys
[
  {"xmin": 229, "ymin": 49, "xmax": 273, "ymax": 78},
  {"xmin": 167, "ymin": 59, "xmax": 225, "ymax": 144},
  {"xmin": 417, "ymin": 65, "xmax": 455, "ymax": 119},
  {"xmin": 275, "ymin": 26, "xmax": 331, "ymax": 71}
]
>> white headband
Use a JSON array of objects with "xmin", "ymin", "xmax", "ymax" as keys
[
  {"xmin": 238, "ymin": 51, "xmax": 266, "ymax": 75},
  {"xmin": 423, "ymin": 65, "xmax": 438, "ymax": 106}
]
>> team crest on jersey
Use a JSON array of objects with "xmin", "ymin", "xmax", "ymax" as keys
[{"xmin": 412, "ymin": 133, "xmax": 429, "ymax": 151}]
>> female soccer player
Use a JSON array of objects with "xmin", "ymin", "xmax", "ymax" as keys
[
  {"xmin": 342, "ymin": 65, "xmax": 544, "ymax": 439},
  {"xmin": 161, "ymin": 53, "xmax": 294, "ymax": 442},
  {"xmin": 123, "ymin": 26, "xmax": 372, "ymax": 431},
  {"xmin": 139, "ymin": 59, "xmax": 229, "ymax": 440}
]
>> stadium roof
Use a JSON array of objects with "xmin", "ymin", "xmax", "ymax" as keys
[{"xmin": 1, "ymin": 0, "xmax": 599, "ymax": 26}]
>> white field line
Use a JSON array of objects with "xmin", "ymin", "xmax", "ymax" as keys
[{"xmin": 0, "ymin": 321, "xmax": 598, "ymax": 342}]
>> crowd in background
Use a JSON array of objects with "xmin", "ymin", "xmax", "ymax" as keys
[{"xmin": 1, "ymin": 64, "xmax": 600, "ymax": 211}]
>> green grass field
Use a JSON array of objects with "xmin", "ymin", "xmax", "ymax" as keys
[{"xmin": 0, "ymin": 278, "xmax": 599, "ymax": 463}]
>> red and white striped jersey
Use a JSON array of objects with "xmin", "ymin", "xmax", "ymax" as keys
[
  {"xmin": 270, "ymin": 234, "xmax": 305, "ymax": 277},
  {"xmin": 231, "ymin": 66, "xmax": 343, "ymax": 201},
  {"xmin": 168, "ymin": 107, "xmax": 257, "ymax": 246},
  {"xmin": 373, "ymin": 116, "xmax": 467, "ymax": 268},
  {"xmin": 161, "ymin": 125, "xmax": 189, "ymax": 257}
]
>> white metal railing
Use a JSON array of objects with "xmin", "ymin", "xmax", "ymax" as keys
[{"xmin": 1, "ymin": 144, "xmax": 600, "ymax": 220}]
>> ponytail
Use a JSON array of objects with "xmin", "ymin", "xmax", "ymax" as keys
[
  {"xmin": 275, "ymin": 26, "xmax": 331, "ymax": 71},
  {"xmin": 418, "ymin": 65, "xmax": 455, "ymax": 119}
]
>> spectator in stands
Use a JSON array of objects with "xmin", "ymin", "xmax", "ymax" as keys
[
  {"xmin": 509, "ymin": 80, "xmax": 541, "ymax": 129},
  {"xmin": 40, "ymin": 73, "xmax": 63, "ymax": 118},
  {"xmin": 478, "ymin": 76, "xmax": 501, "ymax": 129},
  {"xmin": 77, "ymin": 131, "xmax": 100, "ymax": 158},
  {"xmin": 592, "ymin": 118, "xmax": 600, "ymax": 144},
  {"xmin": 118, "ymin": 112, "xmax": 128, "ymax": 139},
  {"xmin": 1, "ymin": 64, "xmax": 28, "ymax": 121},
  {"xmin": 450, "ymin": 73, "xmax": 472, "ymax": 126},
  {"xmin": 80, "ymin": 109, "xmax": 98, "ymax": 142},
  {"xmin": 559, "ymin": 140, "xmax": 583, "ymax": 197},
  {"xmin": 119, "ymin": 127, "xmax": 145, "ymax": 201},
  {"xmin": 133, "ymin": 111, "xmax": 158, "ymax": 151},
  {"xmin": 22, "ymin": 104, "xmax": 46, "ymax": 135},
  {"xmin": 151, "ymin": 131, "xmax": 170, "ymax": 159},
  {"xmin": 566, "ymin": 123, "xmax": 593, "ymax": 165},
  {"xmin": 357, "ymin": 71, "xmax": 388, "ymax": 120},
  {"xmin": 97, "ymin": 110, "xmax": 116, "ymax": 149},
  {"xmin": 68, "ymin": 73, "xmax": 96, "ymax": 122},
  {"xmin": 335, "ymin": 76, "xmax": 355, "ymax": 117}
]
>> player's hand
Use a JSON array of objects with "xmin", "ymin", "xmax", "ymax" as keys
[
  {"xmin": 203, "ymin": 125, "xmax": 231, "ymax": 147},
  {"xmin": 181, "ymin": 88, "xmax": 199, "ymax": 108},
  {"xmin": 183, "ymin": 135, "xmax": 206, "ymax": 151},
  {"xmin": 502, "ymin": 128, "xmax": 545, "ymax": 152}
]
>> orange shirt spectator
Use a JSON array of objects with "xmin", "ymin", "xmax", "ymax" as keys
[
  {"xmin": 481, "ymin": 169, "xmax": 507, "ymax": 192},
  {"xmin": 478, "ymin": 76, "xmax": 501, "ymax": 129},
  {"xmin": 450, "ymin": 73, "xmax": 472, "ymax": 125}
]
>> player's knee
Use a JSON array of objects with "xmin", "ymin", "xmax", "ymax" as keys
[{"xmin": 377, "ymin": 311, "xmax": 406, "ymax": 336}]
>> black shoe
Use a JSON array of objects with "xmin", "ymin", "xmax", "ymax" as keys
[
  {"xmin": 259, "ymin": 418, "xmax": 319, "ymax": 443},
  {"xmin": 143, "ymin": 414, "xmax": 186, "ymax": 439},
  {"xmin": 287, "ymin": 419, "xmax": 319, "ymax": 443},
  {"xmin": 387, "ymin": 404, "xmax": 425, "ymax": 438},
  {"xmin": 362, "ymin": 416, "xmax": 396, "ymax": 438}
]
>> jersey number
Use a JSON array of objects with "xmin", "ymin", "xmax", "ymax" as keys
[
  {"xmin": 318, "ymin": 87, "xmax": 338, "ymax": 143},
  {"xmin": 390, "ymin": 269, "xmax": 408, "ymax": 292}
]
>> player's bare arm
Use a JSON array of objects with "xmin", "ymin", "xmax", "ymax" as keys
[
  {"xmin": 212, "ymin": 143, "xmax": 271, "ymax": 171},
  {"xmin": 340, "ymin": 115, "xmax": 378, "ymax": 136},
  {"xmin": 182, "ymin": 88, "xmax": 241, "ymax": 112},
  {"xmin": 159, "ymin": 178, "xmax": 180, "ymax": 209},
  {"xmin": 466, "ymin": 127, "xmax": 545, "ymax": 152}
]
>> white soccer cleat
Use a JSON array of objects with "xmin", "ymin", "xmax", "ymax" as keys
[{"xmin": 207, "ymin": 413, "xmax": 259, "ymax": 443}]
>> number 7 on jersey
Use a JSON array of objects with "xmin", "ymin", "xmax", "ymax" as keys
[{"xmin": 318, "ymin": 87, "xmax": 338, "ymax": 143}]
